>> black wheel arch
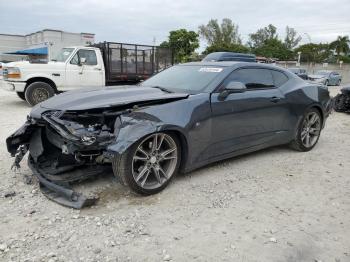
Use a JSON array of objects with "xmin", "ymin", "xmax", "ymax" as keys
[
  {"xmin": 164, "ymin": 130, "xmax": 188, "ymax": 173},
  {"xmin": 25, "ymin": 77, "xmax": 57, "ymax": 93},
  {"xmin": 109, "ymin": 127, "xmax": 189, "ymax": 173}
]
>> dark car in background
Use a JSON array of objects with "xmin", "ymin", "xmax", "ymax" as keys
[
  {"xmin": 7, "ymin": 61, "xmax": 332, "ymax": 208},
  {"xmin": 202, "ymin": 52, "xmax": 256, "ymax": 62},
  {"xmin": 288, "ymin": 68, "xmax": 308, "ymax": 80},
  {"xmin": 308, "ymin": 70, "xmax": 342, "ymax": 86}
]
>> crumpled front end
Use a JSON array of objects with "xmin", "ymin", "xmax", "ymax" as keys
[
  {"xmin": 6, "ymin": 89, "xmax": 190, "ymax": 208},
  {"xmin": 6, "ymin": 110, "xmax": 122, "ymax": 208}
]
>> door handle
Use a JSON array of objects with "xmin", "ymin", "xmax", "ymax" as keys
[
  {"xmin": 94, "ymin": 68, "xmax": 102, "ymax": 71},
  {"xmin": 270, "ymin": 96, "xmax": 281, "ymax": 103}
]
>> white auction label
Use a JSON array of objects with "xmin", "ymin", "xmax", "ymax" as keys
[{"xmin": 198, "ymin": 67, "xmax": 223, "ymax": 73}]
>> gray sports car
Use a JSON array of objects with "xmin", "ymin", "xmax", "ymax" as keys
[{"xmin": 7, "ymin": 62, "xmax": 332, "ymax": 208}]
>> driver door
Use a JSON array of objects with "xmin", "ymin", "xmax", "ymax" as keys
[
  {"xmin": 64, "ymin": 49, "xmax": 104, "ymax": 90},
  {"xmin": 209, "ymin": 67, "xmax": 289, "ymax": 157}
]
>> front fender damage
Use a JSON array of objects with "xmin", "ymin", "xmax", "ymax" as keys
[
  {"xmin": 7, "ymin": 108, "xmax": 172, "ymax": 209},
  {"xmin": 107, "ymin": 112, "xmax": 162, "ymax": 155}
]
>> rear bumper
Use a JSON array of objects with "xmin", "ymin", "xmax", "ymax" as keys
[{"xmin": 2, "ymin": 81, "xmax": 26, "ymax": 92}]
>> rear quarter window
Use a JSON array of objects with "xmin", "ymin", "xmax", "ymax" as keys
[{"xmin": 271, "ymin": 70, "xmax": 289, "ymax": 87}]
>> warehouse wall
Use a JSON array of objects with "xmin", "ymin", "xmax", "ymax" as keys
[
  {"xmin": 0, "ymin": 29, "xmax": 95, "ymax": 62},
  {"xmin": 0, "ymin": 34, "xmax": 27, "ymax": 62}
]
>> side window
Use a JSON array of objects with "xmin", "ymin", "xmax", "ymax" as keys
[
  {"xmin": 271, "ymin": 70, "xmax": 289, "ymax": 87},
  {"xmin": 224, "ymin": 68, "xmax": 275, "ymax": 89},
  {"xmin": 70, "ymin": 53, "xmax": 79, "ymax": 65},
  {"xmin": 70, "ymin": 50, "xmax": 97, "ymax": 65},
  {"xmin": 78, "ymin": 50, "xmax": 97, "ymax": 65}
]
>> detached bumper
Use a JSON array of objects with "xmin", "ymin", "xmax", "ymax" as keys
[
  {"xmin": 28, "ymin": 158, "xmax": 98, "ymax": 209},
  {"xmin": 2, "ymin": 81, "xmax": 26, "ymax": 92},
  {"xmin": 7, "ymin": 118, "xmax": 113, "ymax": 209}
]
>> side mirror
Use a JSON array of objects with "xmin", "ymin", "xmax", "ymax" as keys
[
  {"xmin": 79, "ymin": 57, "xmax": 87, "ymax": 66},
  {"xmin": 218, "ymin": 81, "xmax": 246, "ymax": 100}
]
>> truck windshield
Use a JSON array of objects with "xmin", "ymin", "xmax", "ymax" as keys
[
  {"xmin": 52, "ymin": 48, "xmax": 75, "ymax": 62},
  {"xmin": 140, "ymin": 65, "xmax": 225, "ymax": 93}
]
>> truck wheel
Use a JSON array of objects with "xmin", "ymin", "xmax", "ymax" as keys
[
  {"xmin": 16, "ymin": 92, "xmax": 26, "ymax": 101},
  {"xmin": 25, "ymin": 82, "xmax": 55, "ymax": 106},
  {"xmin": 112, "ymin": 132, "xmax": 181, "ymax": 195}
]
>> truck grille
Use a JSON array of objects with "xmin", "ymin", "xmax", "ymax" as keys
[{"xmin": 2, "ymin": 68, "xmax": 8, "ymax": 80}]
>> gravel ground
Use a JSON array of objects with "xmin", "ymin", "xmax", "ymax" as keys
[{"xmin": 0, "ymin": 87, "xmax": 349, "ymax": 262}]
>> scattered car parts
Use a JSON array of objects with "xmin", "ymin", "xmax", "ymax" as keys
[{"xmin": 333, "ymin": 86, "xmax": 350, "ymax": 113}]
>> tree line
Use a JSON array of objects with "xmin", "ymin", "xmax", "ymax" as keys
[{"xmin": 160, "ymin": 18, "xmax": 350, "ymax": 64}]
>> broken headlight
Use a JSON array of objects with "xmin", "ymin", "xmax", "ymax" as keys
[{"xmin": 81, "ymin": 135, "xmax": 97, "ymax": 145}]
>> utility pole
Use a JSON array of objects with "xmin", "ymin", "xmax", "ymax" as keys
[{"xmin": 153, "ymin": 36, "xmax": 156, "ymax": 70}]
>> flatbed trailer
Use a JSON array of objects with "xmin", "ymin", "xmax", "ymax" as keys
[{"xmin": 94, "ymin": 42, "xmax": 173, "ymax": 85}]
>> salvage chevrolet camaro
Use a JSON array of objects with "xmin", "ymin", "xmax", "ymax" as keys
[{"xmin": 7, "ymin": 62, "xmax": 332, "ymax": 208}]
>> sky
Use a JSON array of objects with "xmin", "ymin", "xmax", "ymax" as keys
[{"xmin": 0, "ymin": 0, "xmax": 349, "ymax": 50}]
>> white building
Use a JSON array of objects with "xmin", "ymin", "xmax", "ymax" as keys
[{"xmin": 0, "ymin": 29, "xmax": 95, "ymax": 62}]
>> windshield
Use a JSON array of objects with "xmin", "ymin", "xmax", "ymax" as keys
[
  {"xmin": 52, "ymin": 48, "xmax": 75, "ymax": 62},
  {"xmin": 140, "ymin": 65, "xmax": 225, "ymax": 93},
  {"xmin": 315, "ymin": 71, "xmax": 330, "ymax": 76}
]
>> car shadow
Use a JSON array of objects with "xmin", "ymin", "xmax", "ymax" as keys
[
  {"xmin": 176, "ymin": 144, "xmax": 296, "ymax": 180},
  {"xmin": 72, "ymin": 144, "xmax": 298, "ymax": 210}
]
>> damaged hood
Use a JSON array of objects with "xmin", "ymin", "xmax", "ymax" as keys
[{"xmin": 39, "ymin": 86, "xmax": 189, "ymax": 111}]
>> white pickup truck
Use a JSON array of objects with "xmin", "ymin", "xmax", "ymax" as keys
[{"xmin": 2, "ymin": 42, "xmax": 173, "ymax": 106}]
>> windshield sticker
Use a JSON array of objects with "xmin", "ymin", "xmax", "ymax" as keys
[
  {"xmin": 199, "ymin": 67, "xmax": 223, "ymax": 73},
  {"xmin": 63, "ymin": 52, "xmax": 71, "ymax": 56}
]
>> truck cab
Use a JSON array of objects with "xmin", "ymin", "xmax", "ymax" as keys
[{"xmin": 3, "ymin": 46, "xmax": 105, "ymax": 105}]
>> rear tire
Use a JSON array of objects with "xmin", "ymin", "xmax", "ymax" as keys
[
  {"xmin": 25, "ymin": 82, "xmax": 55, "ymax": 106},
  {"xmin": 16, "ymin": 92, "xmax": 25, "ymax": 101},
  {"xmin": 290, "ymin": 108, "xmax": 322, "ymax": 152},
  {"xmin": 112, "ymin": 132, "xmax": 181, "ymax": 195}
]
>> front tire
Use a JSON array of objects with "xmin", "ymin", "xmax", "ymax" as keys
[
  {"xmin": 290, "ymin": 108, "xmax": 322, "ymax": 152},
  {"xmin": 336, "ymin": 79, "xmax": 341, "ymax": 86},
  {"xmin": 325, "ymin": 80, "xmax": 329, "ymax": 86},
  {"xmin": 112, "ymin": 132, "xmax": 181, "ymax": 195},
  {"xmin": 25, "ymin": 82, "xmax": 55, "ymax": 106}
]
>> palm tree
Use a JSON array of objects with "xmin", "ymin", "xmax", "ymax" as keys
[{"xmin": 330, "ymin": 36, "xmax": 350, "ymax": 61}]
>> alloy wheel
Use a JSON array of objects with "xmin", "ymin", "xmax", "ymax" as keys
[
  {"xmin": 132, "ymin": 133, "xmax": 178, "ymax": 190},
  {"xmin": 301, "ymin": 112, "xmax": 321, "ymax": 148}
]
